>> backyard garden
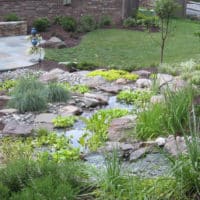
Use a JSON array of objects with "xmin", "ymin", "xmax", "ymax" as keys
[{"xmin": 0, "ymin": 0, "xmax": 200, "ymax": 199}]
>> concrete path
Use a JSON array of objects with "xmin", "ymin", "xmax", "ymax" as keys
[
  {"xmin": 0, "ymin": 36, "xmax": 36, "ymax": 71},
  {"xmin": 187, "ymin": 1, "xmax": 200, "ymax": 19}
]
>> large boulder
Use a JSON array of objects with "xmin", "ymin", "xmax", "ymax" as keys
[
  {"xmin": 83, "ymin": 93, "xmax": 109, "ymax": 107},
  {"xmin": 108, "ymin": 115, "xmax": 136, "ymax": 142},
  {"xmin": 34, "ymin": 113, "xmax": 57, "ymax": 124},
  {"xmin": 2, "ymin": 120, "xmax": 33, "ymax": 136},
  {"xmin": 39, "ymin": 68, "xmax": 67, "ymax": 83},
  {"xmin": 58, "ymin": 105, "xmax": 83, "ymax": 116},
  {"xmin": 136, "ymin": 78, "xmax": 152, "ymax": 88}
]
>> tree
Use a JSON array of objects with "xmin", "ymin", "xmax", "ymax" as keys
[{"xmin": 155, "ymin": 0, "xmax": 177, "ymax": 63}]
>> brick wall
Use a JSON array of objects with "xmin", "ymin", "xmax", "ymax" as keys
[{"xmin": 0, "ymin": 0, "xmax": 123, "ymax": 25}]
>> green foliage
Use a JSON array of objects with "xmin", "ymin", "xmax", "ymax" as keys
[
  {"xmin": 81, "ymin": 109, "xmax": 129, "ymax": 151},
  {"xmin": 60, "ymin": 82, "xmax": 90, "ymax": 94},
  {"xmin": 155, "ymin": 0, "xmax": 177, "ymax": 19},
  {"xmin": 59, "ymin": 16, "xmax": 77, "ymax": 32},
  {"xmin": 117, "ymin": 89, "xmax": 152, "ymax": 106},
  {"xmin": 135, "ymin": 87, "xmax": 194, "ymax": 140},
  {"xmin": 78, "ymin": 15, "xmax": 97, "ymax": 33},
  {"xmin": 33, "ymin": 17, "xmax": 50, "ymax": 32},
  {"xmin": 87, "ymin": 69, "xmax": 139, "ymax": 81},
  {"xmin": 0, "ymin": 79, "xmax": 16, "ymax": 92},
  {"xmin": 52, "ymin": 115, "xmax": 77, "ymax": 128},
  {"xmin": 46, "ymin": 20, "xmax": 200, "ymax": 69},
  {"xmin": 4, "ymin": 13, "xmax": 20, "ymax": 21},
  {"xmin": 123, "ymin": 17, "xmax": 137, "ymax": 28},
  {"xmin": 0, "ymin": 159, "xmax": 89, "ymax": 199},
  {"xmin": 47, "ymin": 82, "xmax": 70, "ymax": 102},
  {"xmin": 99, "ymin": 15, "xmax": 112, "ymax": 27},
  {"xmin": 8, "ymin": 77, "xmax": 48, "ymax": 113},
  {"xmin": 1, "ymin": 130, "xmax": 80, "ymax": 162}
]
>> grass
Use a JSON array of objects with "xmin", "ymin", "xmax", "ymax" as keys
[{"xmin": 46, "ymin": 19, "xmax": 200, "ymax": 69}]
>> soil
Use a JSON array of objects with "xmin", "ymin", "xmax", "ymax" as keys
[{"xmin": 40, "ymin": 25, "xmax": 83, "ymax": 48}]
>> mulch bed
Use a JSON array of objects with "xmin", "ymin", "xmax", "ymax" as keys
[{"xmin": 40, "ymin": 25, "xmax": 83, "ymax": 48}]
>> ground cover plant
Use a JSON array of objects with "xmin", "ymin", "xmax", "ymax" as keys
[
  {"xmin": 87, "ymin": 69, "xmax": 139, "ymax": 81},
  {"xmin": 52, "ymin": 115, "xmax": 77, "ymax": 128},
  {"xmin": 46, "ymin": 19, "xmax": 200, "ymax": 69},
  {"xmin": 117, "ymin": 89, "xmax": 152, "ymax": 106}
]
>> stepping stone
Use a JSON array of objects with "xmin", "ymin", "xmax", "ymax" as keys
[{"xmin": 35, "ymin": 113, "xmax": 57, "ymax": 123}]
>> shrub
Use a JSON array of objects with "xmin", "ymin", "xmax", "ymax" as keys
[
  {"xmin": 60, "ymin": 16, "xmax": 77, "ymax": 32},
  {"xmin": 0, "ymin": 79, "xmax": 17, "ymax": 92},
  {"xmin": 87, "ymin": 69, "xmax": 139, "ymax": 81},
  {"xmin": 78, "ymin": 15, "xmax": 97, "ymax": 32},
  {"xmin": 33, "ymin": 17, "xmax": 50, "ymax": 32},
  {"xmin": 8, "ymin": 78, "xmax": 48, "ymax": 113},
  {"xmin": 4, "ymin": 13, "xmax": 20, "ymax": 21},
  {"xmin": 52, "ymin": 115, "xmax": 77, "ymax": 128},
  {"xmin": 123, "ymin": 17, "xmax": 137, "ymax": 28},
  {"xmin": 47, "ymin": 82, "xmax": 70, "ymax": 103},
  {"xmin": 99, "ymin": 15, "xmax": 112, "ymax": 27},
  {"xmin": 117, "ymin": 90, "xmax": 152, "ymax": 106}
]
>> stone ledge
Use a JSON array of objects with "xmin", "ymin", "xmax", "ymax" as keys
[{"xmin": 0, "ymin": 21, "xmax": 27, "ymax": 37}]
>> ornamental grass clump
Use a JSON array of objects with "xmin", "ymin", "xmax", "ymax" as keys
[
  {"xmin": 8, "ymin": 77, "xmax": 48, "ymax": 113},
  {"xmin": 87, "ymin": 69, "xmax": 139, "ymax": 81}
]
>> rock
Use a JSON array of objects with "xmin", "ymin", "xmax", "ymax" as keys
[
  {"xmin": 116, "ymin": 78, "xmax": 128, "ymax": 85},
  {"xmin": 0, "ymin": 108, "xmax": 17, "ymax": 115},
  {"xmin": 39, "ymin": 68, "xmax": 67, "ymax": 83},
  {"xmin": 83, "ymin": 93, "xmax": 108, "ymax": 107},
  {"xmin": 108, "ymin": 115, "xmax": 137, "ymax": 142},
  {"xmin": 120, "ymin": 143, "xmax": 139, "ymax": 151},
  {"xmin": 136, "ymin": 78, "xmax": 152, "ymax": 88},
  {"xmin": 98, "ymin": 85, "xmax": 122, "ymax": 94},
  {"xmin": 161, "ymin": 78, "xmax": 188, "ymax": 93},
  {"xmin": 34, "ymin": 123, "xmax": 54, "ymax": 132},
  {"xmin": 48, "ymin": 36, "xmax": 62, "ymax": 43},
  {"xmin": 0, "ymin": 95, "xmax": 12, "ymax": 109},
  {"xmin": 98, "ymin": 141, "xmax": 121, "ymax": 153},
  {"xmin": 156, "ymin": 73, "xmax": 173, "ymax": 87},
  {"xmin": 84, "ymin": 76, "xmax": 107, "ymax": 89},
  {"xmin": 35, "ymin": 113, "xmax": 57, "ymax": 124},
  {"xmin": 164, "ymin": 135, "xmax": 187, "ymax": 156},
  {"xmin": 58, "ymin": 105, "xmax": 83, "ymax": 116},
  {"xmin": 2, "ymin": 120, "xmax": 33, "ymax": 136},
  {"xmin": 41, "ymin": 37, "xmax": 66, "ymax": 49},
  {"xmin": 150, "ymin": 95, "xmax": 165, "ymax": 104},
  {"xmin": 129, "ymin": 147, "xmax": 149, "ymax": 162},
  {"xmin": 155, "ymin": 137, "xmax": 166, "ymax": 147},
  {"xmin": 133, "ymin": 70, "xmax": 151, "ymax": 78}
]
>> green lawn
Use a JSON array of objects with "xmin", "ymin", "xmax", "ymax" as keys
[{"xmin": 46, "ymin": 19, "xmax": 200, "ymax": 69}]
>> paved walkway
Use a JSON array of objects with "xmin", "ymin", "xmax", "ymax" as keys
[{"xmin": 0, "ymin": 36, "xmax": 36, "ymax": 71}]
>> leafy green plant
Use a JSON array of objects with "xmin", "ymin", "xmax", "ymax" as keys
[
  {"xmin": 0, "ymin": 79, "xmax": 17, "ymax": 92},
  {"xmin": 47, "ymin": 82, "xmax": 70, "ymax": 103},
  {"xmin": 80, "ymin": 109, "xmax": 129, "ymax": 151},
  {"xmin": 117, "ymin": 89, "xmax": 152, "ymax": 106},
  {"xmin": 4, "ymin": 13, "xmax": 20, "ymax": 21},
  {"xmin": 8, "ymin": 77, "xmax": 48, "ymax": 113},
  {"xmin": 33, "ymin": 17, "xmax": 50, "ymax": 32},
  {"xmin": 123, "ymin": 17, "xmax": 137, "ymax": 28},
  {"xmin": 78, "ymin": 15, "xmax": 97, "ymax": 32},
  {"xmin": 87, "ymin": 69, "xmax": 139, "ymax": 81},
  {"xmin": 52, "ymin": 115, "xmax": 77, "ymax": 128},
  {"xmin": 60, "ymin": 82, "xmax": 90, "ymax": 94},
  {"xmin": 60, "ymin": 16, "xmax": 77, "ymax": 32},
  {"xmin": 99, "ymin": 15, "xmax": 112, "ymax": 27}
]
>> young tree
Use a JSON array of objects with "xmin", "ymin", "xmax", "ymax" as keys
[{"xmin": 155, "ymin": 0, "xmax": 177, "ymax": 63}]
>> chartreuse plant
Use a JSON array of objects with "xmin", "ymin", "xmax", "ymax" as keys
[
  {"xmin": 52, "ymin": 115, "xmax": 77, "ymax": 128},
  {"xmin": 87, "ymin": 69, "xmax": 139, "ymax": 81},
  {"xmin": 80, "ymin": 109, "xmax": 129, "ymax": 151},
  {"xmin": 1, "ymin": 129, "xmax": 80, "ymax": 163},
  {"xmin": 117, "ymin": 89, "xmax": 152, "ymax": 106},
  {"xmin": 59, "ymin": 82, "xmax": 90, "ymax": 94},
  {"xmin": 0, "ymin": 79, "xmax": 17, "ymax": 92}
]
